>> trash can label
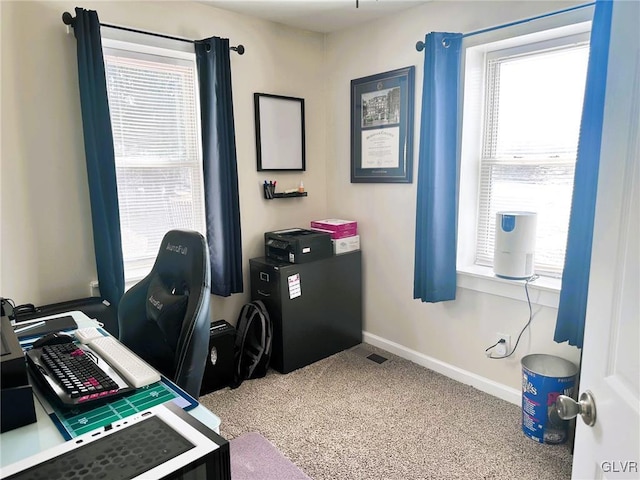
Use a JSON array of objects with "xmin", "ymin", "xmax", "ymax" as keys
[{"xmin": 521, "ymin": 355, "xmax": 577, "ymax": 444}]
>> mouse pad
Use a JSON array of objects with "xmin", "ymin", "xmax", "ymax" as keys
[
  {"xmin": 14, "ymin": 315, "xmax": 78, "ymax": 340},
  {"xmin": 41, "ymin": 378, "xmax": 199, "ymax": 439}
]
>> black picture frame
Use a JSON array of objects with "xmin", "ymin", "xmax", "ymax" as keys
[
  {"xmin": 350, "ymin": 66, "xmax": 415, "ymax": 183},
  {"xmin": 254, "ymin": 93, "xmax": 306, "ymax": 171}
]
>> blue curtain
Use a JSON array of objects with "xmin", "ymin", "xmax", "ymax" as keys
[
  {"xmin": 554, "ymin": 0, "xmax": 614, "ymax": 348},
  {"xmin": 413, "ymin": 32, "xmax": 463, "ymax": 303},
  {"xmin": 72, "ymin": 7, "xmax": 124, "ymax": 307},
  {"xmin": 195, "ymin": 37, "xmax": 243, "ymax": 297}
]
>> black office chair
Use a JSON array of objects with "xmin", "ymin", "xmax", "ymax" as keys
[{"xmin": 118, "ymin": 229, "xmax": 211, "ymax": 398}]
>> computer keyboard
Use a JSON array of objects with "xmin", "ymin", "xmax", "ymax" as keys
[
  {"xmin": 88, "ymin": 336, "xmax": 161, "ymax": 389},
  {"xmin": 29, "ymin": 343, "xmax": 122, "ymax": 405},
  {"xmin": 27, "ymin": 335, "xmax": 161, "ymax": 406}
]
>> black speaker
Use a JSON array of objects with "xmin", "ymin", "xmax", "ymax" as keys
[
  {"xmin": 200, "ymin": 320, "xmax": 236, "ymax": 395},
  {"xmin": 1, "ymin": 385, "xmax": 37, "ymax": 433}
]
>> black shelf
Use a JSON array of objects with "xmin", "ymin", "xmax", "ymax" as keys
[
  {"xmin": 263, "ymin": 186, "xmax": 308, "ymax": 199},
  {"xmin": 272, "ymin": 192, "xmax": 307, "ymax": 199}
]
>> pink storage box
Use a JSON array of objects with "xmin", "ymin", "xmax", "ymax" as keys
[
  {"xmin": 310, "ymin": 219, "xmax": 357, "ymax": 234},
  {"xmin": 310, "ymin": 227, "xmax": 357, "ymax": 240}
]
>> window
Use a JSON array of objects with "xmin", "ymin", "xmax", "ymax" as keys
[
  {"xmin": 102, "ymin": 40, "xmax": 206, "ymax": 282},
  {"xmin": 459, "ymin": 24, "xmax": 591, "ymax": 289},
  {"xmin": 477, "ymin": 39, "xmax": 589, "ymax": 277}
]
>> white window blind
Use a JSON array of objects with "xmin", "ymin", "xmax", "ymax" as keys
[
  {"xmin": 476, "ymin": 41, "xmax": 589, "ymax": 277},
  {"xmin": 103, "ymin": 45, "xmax": 206, "ymax": 281}
]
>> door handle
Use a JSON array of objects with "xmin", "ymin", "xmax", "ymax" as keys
[
  {"xmin": 555, "ymin": 390, "xmax": 597, "ymax": 426},
  {"xmin": 257, "ymin": 289, "xmax": 271, "ymax": 297}
]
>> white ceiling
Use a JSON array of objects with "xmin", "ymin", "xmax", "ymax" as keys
[{"xmin": 201, "ymin": 0, "xmax": 430, "ymax": 33}]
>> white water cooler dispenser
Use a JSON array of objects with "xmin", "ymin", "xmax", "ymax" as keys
[{"xmin": 493, "ymin": 211, "xmax": 537, "ymax": 279}]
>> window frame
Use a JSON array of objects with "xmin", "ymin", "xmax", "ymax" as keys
[
  {"xmin": 101, "ymin": 32, "xmax": 206, "ymax": 285},
  {"xmin": 456, "ymin": 10, "xmax": 593, "ymax": 307},
  {"xmin": 476, "ymin": 34, "xmax": 590, "ymax": 278}
]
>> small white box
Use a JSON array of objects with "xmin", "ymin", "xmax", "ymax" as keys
[{"xmin": 332, "ymin": 235, "xmax": 360, "ymax": 255}]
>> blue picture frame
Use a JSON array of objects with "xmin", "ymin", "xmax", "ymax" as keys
[{"xmin": 350, "ymin": 66, "xmax": 415, "ymax": 183}]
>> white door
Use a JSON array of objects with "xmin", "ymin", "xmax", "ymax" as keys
[{"xmin": 571, "ymin": 1, "xmax": 640, "ymax": 479}]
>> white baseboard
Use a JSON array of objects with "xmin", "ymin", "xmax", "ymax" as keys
[{"xmin": 363, "ymin": 331, "xmax": 521, "ymax": 406}]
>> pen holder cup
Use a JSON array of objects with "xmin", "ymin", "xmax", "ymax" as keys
[{"xmin": 263, "ymin": 184, "xmax": 275, "ymax": 199}]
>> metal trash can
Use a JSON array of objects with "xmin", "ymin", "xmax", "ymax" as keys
[{"xmin": 521, "ymin": 354, "xmax": 578, "ymax": 444}]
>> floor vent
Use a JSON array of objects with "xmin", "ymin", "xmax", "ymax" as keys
[
  {"xmin": 366, "ymin": 353, "xmax": 388, "ymax": 364},
  {"xmin": 350, "ymin": 345, "xmax": 388, "ymax": 364}
]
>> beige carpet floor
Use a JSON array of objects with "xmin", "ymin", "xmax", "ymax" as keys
[{"xmin": 199, "ymin": 344, "xmax": 573, "ymax": 480}]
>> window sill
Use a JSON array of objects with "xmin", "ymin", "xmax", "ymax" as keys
[{"xmin": 456, "ymin": 265, "xmax": 560, "ymax": 308}]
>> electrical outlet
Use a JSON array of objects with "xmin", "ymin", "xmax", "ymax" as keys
[{"xmin": 495, "ymin": 333, "xmax": 511, "ymax": 357}]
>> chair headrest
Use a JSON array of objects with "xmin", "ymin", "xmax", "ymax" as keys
[
  {"xmin": 142, "ymin": 230, "xmax": 208, "ymax": 354},
  {"xmin": 151, "ymin": 230, "xmax": 207, "ymax": 287}
]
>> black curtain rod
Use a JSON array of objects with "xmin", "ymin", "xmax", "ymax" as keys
[{"xmin": 62, "ymin": 11, "xmax": 245, "ymax": 55}]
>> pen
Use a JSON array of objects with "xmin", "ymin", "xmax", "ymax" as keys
[{"xmin": 14, "ymin": 320, "xmax": 45, "ymax": 334}]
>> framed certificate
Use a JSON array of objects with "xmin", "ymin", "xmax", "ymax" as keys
[{"xmin": 350, "ymin": 66, "xmax": 415, "ymax": 183}]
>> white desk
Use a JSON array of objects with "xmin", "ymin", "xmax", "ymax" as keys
[{"xmin": 0, "ymin": 311, "xmax": 222, "ymax": 469}]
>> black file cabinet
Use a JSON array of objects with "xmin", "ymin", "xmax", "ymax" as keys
[{"xmin": 250, "ymin": 251, "xmax": 362, "ymax": 374}]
